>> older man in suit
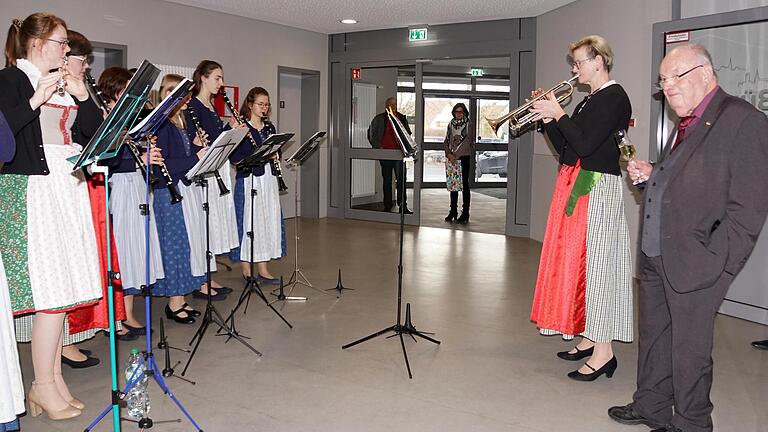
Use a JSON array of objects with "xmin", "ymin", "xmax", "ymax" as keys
[{"xmin": 608, "ymin": 43, "xmax": 768, "ymax": 432}]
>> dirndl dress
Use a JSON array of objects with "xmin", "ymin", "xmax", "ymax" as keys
[
  {"xmin": 530, "ymin": 162, "xmax": 633, "ymax": 343},
  {"xmin": 0, "ymin": 254, "xmax": 23, "ymax": 430},
  {"xmin": 0, "ymin": 102, "xmax": 102, "ymax": 316},
  {"xmin": 110, "ymin": 170, "xmax": 165, "ymax": 295},
  {"xmin": 230, "ymin": 171, "xmax": 285, "ymax": 262}
]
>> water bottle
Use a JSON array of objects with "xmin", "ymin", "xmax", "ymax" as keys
[{"xmin": 124, "ymin": 347, "xmax": 150, "ymax": 419}]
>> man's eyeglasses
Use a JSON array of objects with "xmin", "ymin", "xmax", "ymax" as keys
[
  {"xmin": 45, "ymin": 38, "xmax": 69, "ymax": 48},
  {"xmin": 569, "ymin": 56, "xmax": 595, "ymax": 69},
  {"xmin": 655, "ymin": 64, "xmax": 704, "ymax": 90}
]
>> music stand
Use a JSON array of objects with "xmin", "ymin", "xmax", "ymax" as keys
[
  {"xmin": 280, "ymin": 131, "xmax": 329, "ymax": 298},
  {"xmin": 180, "ymin": 127, "xmax": 263, "ymax": 377},
  {"xmin": 80, "ymin": 61, "xmax": 204, "ymax": 432},
  {"xmin": 341, "ymin": 108, "xmax": 439, "ymax": 379},
  {"xmin": 222, "ymin": 133, "xmax": 296, "ymax": 338}
]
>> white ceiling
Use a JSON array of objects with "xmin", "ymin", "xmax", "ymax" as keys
[{"xmin": 162, "ymin": 0, "xmax": 577, "ymax": 34}]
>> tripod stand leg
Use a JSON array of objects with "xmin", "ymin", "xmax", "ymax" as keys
[
  {"xmin": 182, "ymin": 317, "xmax": 211, "ymax": 376},
  {"xmin": 146, "ymin": 357, "xmax": 204, "ymax": 431},
  {"xmin": 398, "ymin": 332, "xmax": 413, "ymax": 379},
  {"xmin": 210, "ymin": 307, "xmax": 262, "ymax": 356},
  {"xmin": 341, "ymin": 325, "xmax": 397, "ymax": 350}
]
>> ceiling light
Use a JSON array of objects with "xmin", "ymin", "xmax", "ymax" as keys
[{"xmin": 340, "ymin": 19, "xmax": 358, "ymax": 24}]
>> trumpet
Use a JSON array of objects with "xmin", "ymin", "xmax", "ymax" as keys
[
  {"xmin": 486, "ymin": 74, "xmax": 579, "ymax": 135},
  {"xmin": 187, "ymin": 105, "xmax": 230, "ymax": 196}
]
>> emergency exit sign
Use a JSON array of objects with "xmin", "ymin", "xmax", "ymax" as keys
[
  {"xmin": 470, "ymin": 68, "xmax": 484, "ymax": 77},
  {"xmin": 409, "ymin": 28, "xmax": 428, "ymax": 41}
]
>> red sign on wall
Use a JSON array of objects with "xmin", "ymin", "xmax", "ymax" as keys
[
  {"xmin": 351, "ymin": 68, "xmax": 362, "ymax": 80},
  {"xmin": 214, "ymin": 85, "xmax": 239, "ymax": 118}
]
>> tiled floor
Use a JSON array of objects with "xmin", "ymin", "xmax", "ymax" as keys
[{"xmin": 15, "ymin": 218, "xmax": 768, "ymax": 431}]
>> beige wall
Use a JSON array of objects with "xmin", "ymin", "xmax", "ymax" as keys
[
  {"xmin": 531, "ymin": 0, "xmax": 673, "ymax": 271},
  {"xmin": 1, "ymin": 0, "xmax": 329, "ymax": 216},
  {"xmin": 682, "ymin": 0, "xmax": 768, "ymax": 18}
]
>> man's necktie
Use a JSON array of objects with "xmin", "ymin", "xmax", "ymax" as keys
[{"xmin": 671, "ymin": 116, "xmax": 694, "ymax": 150}]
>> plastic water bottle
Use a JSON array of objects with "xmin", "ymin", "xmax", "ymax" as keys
[{"xmin": 124, "ymin": 347, "xmax": 150, "ymax": 419}]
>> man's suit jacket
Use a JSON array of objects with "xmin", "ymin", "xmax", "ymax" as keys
[{"xmin": 656, "ymin": 87, "xmax": 768, "ymax": 293}]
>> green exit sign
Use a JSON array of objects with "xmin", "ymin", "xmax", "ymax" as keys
[
  {"xmin": 409, "ymin": 28, "xmax": 428, "ymax": 42},
  {"xmin": 471, "ymin": 68, "xmax": 484, "ymax": 77}
]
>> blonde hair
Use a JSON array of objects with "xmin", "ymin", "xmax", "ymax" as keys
[
  {"xmin": 159, "ymin": 74, "xmax": 186, "ymax": 128},
  {"xmin": 569, "ymin": 35, "xmax": 614, "ymax": 72}
]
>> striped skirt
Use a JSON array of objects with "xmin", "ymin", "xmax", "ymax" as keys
[
  {"xmin": 531, "ymin": 165, "xmax": 633, "ymax": 343},
  {"xmin": 0, "ymin": 144, "xmax": 102, "ymax": 314},
  {"xmin": 149, "ymin": 187, "xmax": 204, "ymax": 297},
  {"xmin": 110, "ymin": 170, "xmax": 164, "ymax": 293}
]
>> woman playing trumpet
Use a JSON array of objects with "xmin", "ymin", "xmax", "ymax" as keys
[{"xmin": 528, "ymin": 35, "xmax": 633, "ymax": 381}]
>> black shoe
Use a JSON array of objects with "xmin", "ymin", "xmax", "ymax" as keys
[
  {"xmin": 192, "ymin": 289, "xmax": 227, "ymax": 301},
  {"xmin": 457, "ymin": 211, "xmax": 469, "ymax": 224},
  {"xmin": 557, "ymin": 346, "xmax": 594, "ymax": 361},
  {"xmin": 214, "ymin": 286, "xmax": 233, "ymax": 295},
  {"xmin": 165, "ymin": 305, "xmax": 196, "ymax": 324},
  {"xmin": 402, "ymin": 207, "xmax": 413, "ymax": 215},
  {"xmin": 651, "ymin": 426, "xmax": 682, "ymax": 432},
  {"xmin": 62, "ymin": 353, "xmax": 100, "ymax": 369},
  {"xmin": 181, "ymin": 302, "xmax": 201, "ymax": 317},
  {"xmin": 567, "ymin": 356, "xmax": 617, "ymax": 381},
  {"xmin": 752, "ymin": 339, "xmax": 768, "ymax": 350},
  {"xmin": 122, "ymin": 323, "xmax": 150, "ymax": 336},
  {"xmin": 608, "ymin": 403, "xmax": 664, "ymax": 429},
  {"xmin": 445, "ymin": 211, "xmax": 458, "ymax": 222}
]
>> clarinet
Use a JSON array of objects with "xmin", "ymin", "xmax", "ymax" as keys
[
  {"xmin": 262, "ymin": 118, "xmax": 288, "ymax": 192},
  {"xmin": 186, "ymin": 105, "xmax": 230, "ymax": 196},
  {"xmin": 86, "ymin": 73, "xmax": 182, "ymax": 204}
]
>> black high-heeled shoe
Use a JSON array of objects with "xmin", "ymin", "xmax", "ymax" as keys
[
  {"xmin": 165, "ymin": 305, "xmax": 196, "ymax": 324},
  {"xmin": 457, "ymin": 211, "xmax": 470, "ymax": 224},
  {"xmin": 568, "ymin": 356, "xmax": 617, "ymax": 381},
  {"xmin": 444, "ymin": 210, "xmax": 458, "ymax": 222},
  {"xmin": 557, "ymin": 345, "xmax": 594, "ymax": 361}
]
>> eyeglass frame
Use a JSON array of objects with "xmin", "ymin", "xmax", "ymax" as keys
[
  {"xmin": 569, "ymin": 56, "xmax": 595, "ymax": 69},
  {"xmin": 45, "ymin": 38, "xmax": 70, "ymax": 48},
  {"xmin": 655, "ymin": 64, "xmax": 704, "ymax": 90},
  {"xmin": 253, "ymin": 102, "xmax": 271, "ymax": 108},
  {"xmin": 67, "ymin": 55, "xmax": 90, "ymax": 65}
]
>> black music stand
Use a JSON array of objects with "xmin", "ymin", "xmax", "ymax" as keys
[
  {"xmin": 221, "ymin": 133, "xmax": 295, "ymax": 337},
  {"xmin": 281, "ymin": 131, "xmax": 329, "ymax": 298},
  {"xmin": 180, "ymin": 127, "xmax": 262, "ymax": 377},
  {"xmin": 81, "ymin": 61, "xmax": 205, "ymax": 432},
  {"xmin": 341, "ymin": 108, "xmax": 440, "ymax": 379}
]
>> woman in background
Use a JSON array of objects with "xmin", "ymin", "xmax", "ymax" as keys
[{"xmin": 443, "ymin": 102, "xmax": 473, "ymax": 224}]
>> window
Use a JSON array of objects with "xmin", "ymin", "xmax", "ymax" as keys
[
  {"xmin": 477, "ymin": 99, "xmax": 510, "ymax": 143},
  {"xmin": 423, "ymin": 97, "xmax": 470, "ymax": 143},
  {"xmin": 475, "ymin": 151, "xmax": 508, "ymax": 182}
]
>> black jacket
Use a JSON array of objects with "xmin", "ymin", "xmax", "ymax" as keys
[
  {"xmin": 367, "ymin": 111, "xmax": 411, "ymax": 149},
  {"xmin": 0, "ymin": 66, "xmax": 102, "ymax": 175},
  {"xmin": 543, "ymin": 83, "xmax": 631, "ymax": 176}
]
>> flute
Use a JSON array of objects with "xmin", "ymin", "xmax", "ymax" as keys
[
  {"xmin": 55, "ymin": 57, "xmax": 68, "ymax": 97},
  {"xmin": 262, "ymin": 118, "xmax": 288, "ymax": 192}
]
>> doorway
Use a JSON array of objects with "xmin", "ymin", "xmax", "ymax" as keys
[{"xmin": 277, "ymin": 67, "xmax": 321, "ymax": 219}]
